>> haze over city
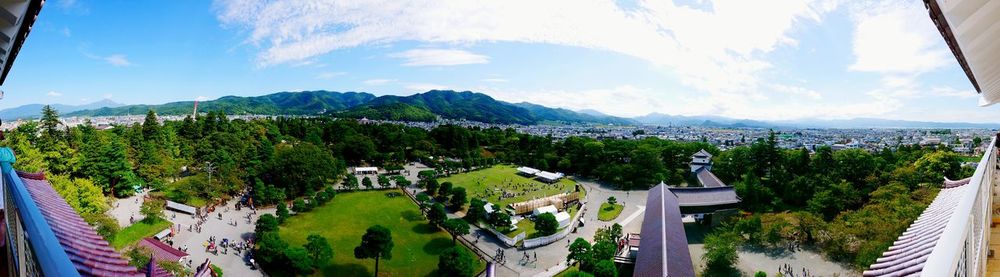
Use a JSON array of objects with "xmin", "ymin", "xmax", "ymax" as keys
[{"xmin": 1, "ymin": 0, "xmax": 993, "ymax": 123}]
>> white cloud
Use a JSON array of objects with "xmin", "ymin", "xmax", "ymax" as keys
[
  {"xmin": 767, "ymin": 83, "xmax": 821, "ymax": 100},
  {"xmin": 388, "ymin": 49, "xmax": 489, "ymax": 66},
  {"xmin": 214, "ymin": 0, "xmax": 832, "ymax": 93},
  {"xmin": 482, "ymin": 78, "xmax": 508, "ymax": 83},
  {"xmin": 363, "ymin": 79, "xmax": 396, "ymax": 85},
  {"xmin": 316, "ymin": 71, "xmax": 347, "ymax": 79},
  {"xmin": 406, "ymin": 83, "xmax": 448, "ymax": 92},
  {"xmin": 196, "ymin": 96, "xmax": 211, "ymax": 101},
  {"xmin": 104, "ymin": 54, "xmax": 132, "ymax": 67},
  {"xmin": 47, "ymin": 91, "xmax": 63, "ymax": 97},
  {"xmin": 103, "ymin": 93, "xmax": 113, "ymax": 99},
  {"xmin": 848, "ymin": 2, "xmax": 949, "ymax": 73},
  {"xmin": 61, "ymin": 27, "xmax": 72, "ymax": 37}
]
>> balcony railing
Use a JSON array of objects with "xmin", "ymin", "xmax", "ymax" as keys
[
  {"xmin": 922, "ymin": 136, "xmax": 996, "ymax": 276},
  {"xmin": 0, "ymin": 147, "xmax": 79, "ymax": 276}
]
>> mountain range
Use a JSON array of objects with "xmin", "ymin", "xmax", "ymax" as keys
[
  {"xmin": 2, "ymin": 90, "xmax": 997, "ymax": 128},
  {"xmin": 0, "ymin": 99, "xmax": 123, "ymax": 119}
]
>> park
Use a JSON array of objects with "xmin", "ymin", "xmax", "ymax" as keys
[{"xmin": 278, "ymin": 189, "xmax": 486, "ymax": 276}]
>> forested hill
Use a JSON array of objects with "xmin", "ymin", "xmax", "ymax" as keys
[
  {"xmin": 67, "ymin": 89, "xmax": 631, "ymax": 125},
  {"xmin": 66, "ymin": 91, "xmax": 377, "ymax": 116}
]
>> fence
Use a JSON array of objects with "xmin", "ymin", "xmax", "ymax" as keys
[
  {"xmin": 487, "ymin": 227, "xmax": 526, "ymax": 247},
  {"xmin": 522, "ymin": 203, "xmax": 586, "ymax": 249}
]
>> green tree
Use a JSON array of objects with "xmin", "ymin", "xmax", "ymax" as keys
[
  {"xmin": 276, "ymin": 202, "xmax": 290, "ymax": 223},
  {"xmin": 427, "ymin": 203, "xmax": 448, "ymax": 226},
  {"xmin": 354, "ymin": 225, "xmax": 394, "ymax": 276},
  {"xmin": 592, "ymin": 260, "xmax": 618, "ymax": 277},
  {"xmin": 124, "ymin": 246, "xmax": 153, "ymax": 268},
  {"xmin": 362, "ymin": 176, "xmax": 373, "ymax": 189},
  {"xmin": 567, "ymin": 238, "xmax": 593, "ymax": 270},
  {"xmin": 304, "ymin": 234, "xmax": 334, "ymax": 268},
  {"xmin": 703, "ymin": 231, "xmax": 740, "ymax": 272},
  {"xmin": 591, "ymin": 239, "xmax": 616, "ymax": 261},
  {"xmin": 270, "ymin": 142, "xmax": 340, "ymax": 198},
  {"xmin": 438, "ymin": 246, "xmax": 476, "ymax": 277},
  {"xmin": 425, "ymin": 179, "xmax": 440, "ymax": 195},
  {"xmin": 606, "ymin": 196, "xmax": 616, "ymax": 205},
  {"xmin": 439, "ymin": 181, "xmax": 454, "ymax": 196},
  {"xmin": 140, "ymin": 198, "xmax": 164, "ymax": 222},
  {"xmin": 256, "ymin": 232, "xmax": 288, "ymax": 266},
  {"xmin": 535, "ymin": 213, "xmax": 559, "ymax": 235},
  {"xmin": 465, "ymin": 198, "xmax": 487, "ymax": 223},
  {"xmin": 491, "ymin": 212, "xmax": 512, "ymax": 229},
  {"xmin": 285, "ymin": 246, "xmax": 314, "ymax": 274},
  {"xmin": 448, "ymin": 187, "xmax": 468, "ymax": 210},
  {"xmin": 256, "ymin": 214, "xmax": 280, "ymax": 233},
  {"xmin": 442, "ymin": 218, "xmax": 470, "ymax": 244},
  {"xmin": 39, "ymin": 105, "xmax": 63, "ymax": 143}
]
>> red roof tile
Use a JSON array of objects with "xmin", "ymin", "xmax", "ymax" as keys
[{"xmin": 17, "ymin": 171, "xmax": 142, "ymax": 277}]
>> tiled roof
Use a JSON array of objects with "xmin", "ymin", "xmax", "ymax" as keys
[
  {"xmin": 862, "ymin": 177, "xmax": 973, "ymax": 276},
  {"xmin": 17, "ymin": 171, "xmax": 142, "ymax": 277},
  {"xmin": 670, "ymin": 186, "xmax": 741, "ymax": 207},
  {"xmin": 634, "ymin": 183, "xmax": 695, "ymax": 277},
  {"xmin": 138, "ymin": 237, "xmax": 188, "ymax": 262},
  {"xmin": 695, "ymin": 169, "xmax": 726, "ymax": 188}
]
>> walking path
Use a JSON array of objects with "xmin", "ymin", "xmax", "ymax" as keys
[
  {"xmin": 107, "ymin": 190, "xmax": 148, "ymax": 227},
  {"xmin": 617, "ymin": 205, "xmax": 645, "ymax": 227}
]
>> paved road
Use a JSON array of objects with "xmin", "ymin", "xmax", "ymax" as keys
[
  {"xmin": 108, "ymin": 190, "xmax": 149, "ymax": 227},
  {"xmin": 166, "ymin": 199, "xmax": 275, "ymax": 277}
]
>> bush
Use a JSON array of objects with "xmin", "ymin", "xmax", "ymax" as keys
[
  {"xmin": 276, "ymin": 203, "xmax": 289, "ymax": 223},
  {"xmin": 292, "ymin": 199, "xmax": 308, "ymax": 213},
  {"xmin": 592, "ymin": 260, "xmax": 617, "ymax": 277},
  {"xmin": 284, "ymin": 247, "xmax": 314, "ymax": 274},
  {"xmin": 703, "ymin": 230, "xmax": 741, "ymax": 272}
]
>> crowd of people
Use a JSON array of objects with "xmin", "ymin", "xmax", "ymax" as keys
[
  {"xmin": 779, "ymin": 263, "xmax": 813, "ymax": 277},
  {"xmin": 473, "ymin": 177, "xmax": 567, "ymax": 202}
]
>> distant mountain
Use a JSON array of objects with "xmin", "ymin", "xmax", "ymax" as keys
[
  {"xmin": 0, "ymin": 99, "xmax": 123, "ymax": 119},
  {"xmin": 68, "ymin": 91, "xmax": 376, "ymax": 117},
  {"xmin": 774, "ymin": 118, "xmax": 1000, "ymax": 129},
  {"xmin": 513, "ymin": 102, "xmax": 633, "ymax": 125},
  {"xmin": 577, "ymin": 109, "xmax": 610, "ymax": 117},
  {"xmin": 334, "ymin": 90, "xmax": 632, "ymax": 125},
  {"xmin": 636, "ymin": 113, "xmax": 1000, "ymax": 129},
  {"xmin": 635, "ymin": 113, "xmax": 774, "ymax": 128}
]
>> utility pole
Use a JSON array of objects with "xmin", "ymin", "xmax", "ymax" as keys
[{"xmin": 205, "ymin": 161, "xmax": 216, "ymax": 188}]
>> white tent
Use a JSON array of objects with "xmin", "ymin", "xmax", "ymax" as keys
[
  {"xmin": 353, "ymin": 167, "xmax": 378, "ymax": 175},
  {"xmin": 484, "ymin": 203, "xmax": 495, "ymax": 214},
  {"xmin": 555, "ymin": 211, "xmax": 572, "ymax": 229},
  {"xmin": 533, "ymin": 205, "xmax": 558, "ymax": 216},
  {"xmin": 535, "ymin": 171, "xmax": 564, "ymax": 183},
  {"xmin": 166, "ymin": 200, "xmax": 197, "ymax": 215},
  {"xmin": 517, "ymin": 166, "xmax": 541, "ymax": 176}
]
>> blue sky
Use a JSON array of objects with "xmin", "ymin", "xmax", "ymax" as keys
[{"xmin": 0, "ymin": 0, "xmax": 995, "ymax": 122}]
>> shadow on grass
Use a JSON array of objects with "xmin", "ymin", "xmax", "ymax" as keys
[
  {"xmin": 423, "ymin": 269, "xmax": 442, "ymax": 277},
  {"xmin": 422, "ymin": 238, "xmax": 453, "ymax": 255},
  {"xmin": 401, "ymin": 210, "xmax": 424, "ymax": 222},
  {"xmin": 385, "ymin": 191, "xmax": 403, "ymax": 198},
  {"xmin": 320, "ymin": 262, "xmax": 372, "ymax": 277},
  {"xmin": 412, "ymin": 223, "xmax": 439, "ymax": 234}
]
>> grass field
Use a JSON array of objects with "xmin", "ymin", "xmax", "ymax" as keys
[
  {"xmin": 279, "ymin": 189, "xmax": 485, "ymax": 277},
  {"xmin": 440, "ymin": 165, "xmax": 580, "ymax": 209},
  {"xmin": 598, "ymin": 203, "xmax": 624, "ymax": 221},
  {"xmin": 111, "ymin": 217, "xmax": 171, "ymax": 249}
]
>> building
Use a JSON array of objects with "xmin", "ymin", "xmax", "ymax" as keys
[
  {"xmin": 689, "ymin": 149, "xmax": 712, "ymax": 172},
  {"xmin": 632, "ymin": 183, "xmax": 695, "ymax": 277},
  {"xmin": 856, "ymin": 2, "xmax": 1000, "ymax": 275},
  {"xmin": 535, "ymin": 171, "xmax": 564, "ymax": 183},
  {"xmin": 352, "ymin": 166, "xmax": 379, "ymax": 175}
]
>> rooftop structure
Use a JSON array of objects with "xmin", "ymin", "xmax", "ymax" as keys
[
  {"xmin": 864, "ymin": 177, "xmax": 973, "ymax": 275},
  {"xmin": 353, "ymin": 166, "xmax": 378, "ymax": 175},
  {"xmin": 923, "ymin": 0, "xmax": 1000, "ymax": 105},
  {"xmin": 165, "ymin": 200, "xmax": 196, "ymax": 215},
  {"xmin": 633, "ymin": 183, "xmax": 695, "ymax": 277},
  {"xmin": 690, "ymin": 149, "xmax": 713, "ymax": 172},
  {"xmin": 863, "ymin": 135, "xmax": 997, "ymax": 276},
  {"xmin": 0, "ymin": 0, "xmax": 43, "ymax": 85},
  {"xmin": 669, "ymin": 186, "xmax": 741, "ymax": 214},
  {"xmin": 2, "ymin": 149, "xmax": 141, "ymax": 276},
  {"xmin": 535, "ymin": 171, "xmax": 564, "ymax": 183}
]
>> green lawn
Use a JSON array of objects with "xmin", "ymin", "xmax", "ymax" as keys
[
  {"xmin": 111, "ymin": 217, "xmax": 171, "ymax": 250},
  {"xmin": 440, "ymin": 165, "xmax": 580, "ymax": 209},
  {"xmin": 279, "ymin": 189, "xmax": 485, "ymax": 277},
  {"xmin": 598, "ymin": 203, "xmax": 624, "ymax": 221}
]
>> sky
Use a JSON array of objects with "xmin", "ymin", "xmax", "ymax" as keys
[{"xmin": 0, "ymin": 0, "xmax": 995, "ymax": 123}]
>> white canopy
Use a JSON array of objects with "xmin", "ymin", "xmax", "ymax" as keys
[
  {"xmin": 535, "ymin": 171, "xmax": 564, "ymax": 182},
  {"xmin": 354, "ymin": 167, "xmax": 378, "ymax": 174},
  {"xmin": 555, "ymin": 211, "xmax": 572, "ymax": 228},
  {"xmin": 517, "ymin": 166, "xmax": 541, "ymax": 175},
  {"xmin": 166, "ymin": 200, "xmax": 197, "ymax": 215},
  {"xmin": 533, "ymin": 205, "xmax": 558, "ymax": 216}
]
